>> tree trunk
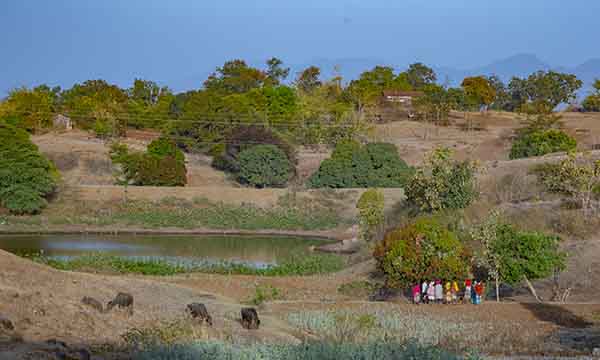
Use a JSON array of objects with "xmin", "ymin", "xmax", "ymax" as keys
[
  {"xmin": 523, "ymin": 276, "xmax": 542, "ymax": 302},
  {"xmin": 495, "ymin": 274, "xmax": 500, "ymax": 302}
]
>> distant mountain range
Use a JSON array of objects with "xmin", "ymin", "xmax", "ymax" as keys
[{"xmin": 289, "ymin": 54, "xmax": 600, "ymax": 97}]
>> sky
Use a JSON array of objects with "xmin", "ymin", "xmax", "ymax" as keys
[{"xmin": 1, "ymin": 0, "xmax": 599, "ymax": 94}]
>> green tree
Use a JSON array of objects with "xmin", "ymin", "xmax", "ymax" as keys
[
  {"xmin": 413, "ymin": 85, "xmax": 454, "ymax": 124},
  {"xmin": 237, "ymin": 144, "xmax": 292, "ymax": 188},
  {"xmin": 295, "ymin": 66, "xmax": 322, "ymax": 93},
  {"xmin": 265, "ymin": 57, "xmax": 290, "ymax": 86},
  {"xmin": 508, "ymin": 71, "xmax": 582, "ymax": 111},
  {"xmin": 535, "ymin": 152, "xmax": 600, "ymax": 214},
  {"xmin": 373, "ymin": 216, "xmax": 471, "ymax": 288},
  {"xmin": 461, "ymin": 76, "xmax": 496, "ymax": 111},
  {"xmin": 582, "ymin": 79, "xmax": 600, "ymax": 112},
  {"xmin": 405, "ymin": 63, "xmax": 437, "ymax": 90},
  {"xmin": 356, "ymin": 189, "xmax": 385, "ymax": 241},
  {"xmin": 0, "ymin": 123, "xmax": 58, "ymax": 214},
  {"xmin": 487, "ymin": 75, "xmax": 512, "ymax": 111},
  {"xmin": 509, "ymin": 129, "xmax": 576, "ymax": 159},
  {"xmin": 492, "ymin": 224, "xmax": 566, "ymax": 302},
  {"xmin": 204, "ymin": 59, "xmax": 267, "ymax": 94},
  {"xmin": 405, "ymin": 148, "xmax": 478, "ymax": 213},
  {"xmin": 308, "ymin": 141, "xmax": 413, "ymax": 188},
  {"xmin": 471, "ymin": 210, "xmax": 503, "ymax": 301},
  {"xmin": 110, "ymin": 137, "xmax": 187, "ymax": 186},
  {"xmin": 0, "ymin": 85, "xmax": 60, "ymax": 132}
]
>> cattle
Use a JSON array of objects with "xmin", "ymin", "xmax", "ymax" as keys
[
  {"xmin": 81, "ymin": 297, "xmax": 104, "ymax": 313},
  {"xmin": 106, "ymin": 293, "xmax": 134, "ymax": 315},
  {"xmin": 186, "ymin": 303, "xmax": 213, "ymax": 326},
  {"xmin": 0, "ymin": 315, "xmax": 14, "ymax": 331},
  {"xmin": 241, "ymin": 308, "xmax": 260, "ymax": 330}
]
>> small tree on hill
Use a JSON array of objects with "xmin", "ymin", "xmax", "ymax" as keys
[
  {"xmin": 405, "ymin": 148, "xmax": 478, "ymax": 213},
  {"xmin": 535, "ymin": 152, "xmax": 600, "ymax": 214},
  {"xmin": 471, "ymin": 209, "xmax": 503, "ymax": 301},
  {"xmin": 492, "ymin": 224, "xmax": 566, "ymax": 302},
  {"xmin": 237, "ymin": 145, "xmax": 292, "ymax": 188},
  {"xmin": 356, "ymin": 189, "xmax": 385, "ymax": 241},
  {"xmin": 461, "ymin": 76, "xmax": 496, "ymax": 112}
]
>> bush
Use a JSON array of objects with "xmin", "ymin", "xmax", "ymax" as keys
[
  {"xmin": 373, "ymin": 216, "xmax": 471, "ymax": 288},
  {"xmin": 509, "ymin": 129, "xmax": 577, "ymax": 159},
  {"xmin": 110, "ymin": 137, "xmax": 187, "ymax": 186},
  {"xmin": 0, "ymin": 123, "xmax": 58, "ymax": 214},
  {"xmin": 356, "ymin": 189, "xmax": 385, "ymax": 241},
  {"xmin": 237, "ymin": 145, "xmax": 292, "ymax": 187},
  {"xmin": 582, "ymin": 95, "xmax": 600, "ymax": 112},
  {"xmin": 212, "ymin": 125, "xmax": 296, "ymax": 186},
  {"xmin": 309, "ymin": 141, "xmax": 413, "ymax": 188},
  {"xmin": 405, "ymin": 148, "xmax": 477, "ymax": 213}
]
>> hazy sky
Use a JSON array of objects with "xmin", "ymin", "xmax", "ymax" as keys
[{"xmin": 1, "ymin": 0, "xmax": 599, "ymax": 93}]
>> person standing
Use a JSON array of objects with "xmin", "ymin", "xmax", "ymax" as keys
[
  {"xmin": 412, "ymin": 283, "xmax": 421, "ymax": 304},
  {"xmin": 435, "ymin": 280, "xmax": 443, "ymax": 304},
  {"xmin": 421, "ymin": 280, "xmax": 429, "ymax": 304},
  {"xmin": 464, "ymin": 279, "xmax": 472, "ymax": 304},
  {"xmin": 427, "ymin": 281, "xmax": 436, "ymax": 303},
  {"xmin": 451, "ymin": 280, "xmax": 460, "ymax": 304},
  {"xmin": 445, "ymin": 281, "xmax": 452, "ymax": 304}
]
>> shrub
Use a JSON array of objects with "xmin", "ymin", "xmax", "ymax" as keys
[
  {"xmin": 492, "ymin": 223, "xmax": 566, "ymax": 301},
  {"xmin": 212, "ymin": 125, "xmax": 296, "ymax": 186},
  {"xmin": 582, "ymin": 95, "xmax": 600, "ymax": 112},
  {"xmin": 373, "ymin": 216, "xmax": 471, "ymax": 288},
  {"xmin": 405, "ymin": 148, "xmax": 477, "ymax": 213},
  {"xmin": 509, "ymin": 129, "xmax": 577, "ymax": 159},
  {"xmin": 237, "ymin": 145, "xmax": 292, "ymax": 187},
  {"xmin": 133, "ymin": 341, "xmax": 474, "ymax": 360},
  {"xmin": 0, "ymin": 123, "xmax": 58, "ymax": 214},
  {"xmin": 309, "ymin": 141, "xmax": 413, "ymax": 188},
  {"xmin": 356, "ymin": 189, "xmax": 385, "ymax": 241},
  {"xmin": 110, "ymin": 137, "xmax": 187, "ymax": 186}
]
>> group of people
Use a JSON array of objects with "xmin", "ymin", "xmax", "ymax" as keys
[{"xmin": 411, "ymin": 280, "xmax": 485, "ymax": 305}]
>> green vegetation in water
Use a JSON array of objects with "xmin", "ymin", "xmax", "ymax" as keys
[
  {"xmin": 6, "ymin": 196, "xmax": 344, "ymax": 231},
  {"xmin": 24, "ymin": 252, "xmax": 345, "ymax": 277},
  {"xmin": 131, "ymin": 341, "xmax": 477, "ymax": 360}
]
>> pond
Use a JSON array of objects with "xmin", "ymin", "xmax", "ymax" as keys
[{"xmin": 0, "ymin": 234, "xmax": 334, "ymax": 269}]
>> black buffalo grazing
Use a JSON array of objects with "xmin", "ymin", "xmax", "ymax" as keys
[
  {"xmin": 241, "ymin": 308, "xmax": 260, "ymax": 330},
  {"xmin": 81, "ymin": 296, "xmax": 104, "ymax": 313},
  {"xmin": 0, "ymin": 315, "xmax": 14, "ymax": 331},
  {"xmin": 187, "ymin": 303, "xmax": 213, "ymax": 326},
  {"xmin": 106, "ymin": 293, "xmax": 134, "ymax": 315}
]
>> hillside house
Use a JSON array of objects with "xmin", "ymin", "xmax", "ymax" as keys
[
  {"xmin": 382, "ymin": 90, "xmax": 423, "ymax": 105},
  {"xmin": 53, "ymin": 114, "xmax": 73, "ymax": 131},
  {"xmin": 380, "ymin": 90, "xmax": 424, "ymax": 120}
]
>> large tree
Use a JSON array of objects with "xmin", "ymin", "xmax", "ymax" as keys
[
  {"xmin": 461, "ymin": 76, "xmax": 497, "ymax": 111},
  {"xmin": 509, "ymin": 71, "xmax": 582, "ymax": 111},
  {"xmin": 0, "ymin": 85, "xmax": 60, "ymax": 132},
  {"xmin": 405, "ymin": 62, "xmax": 437, "ymax": 89},
  {"xmin": 295, "ymin": 66, "xmax": 322, "ymax": 93},
  {"xmin": 265, "ymin": 57, "xmax": 290, "ymax": 86},
  {"xmin": 204, "ymin": 59, "xmax": 267, "ymax": 94}
]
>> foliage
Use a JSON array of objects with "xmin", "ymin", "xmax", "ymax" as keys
[
  {"xmin": 582, "ymin": 79, "xmax": 600, "ymax": 112},
  {"xmin": 30, "ymin": 252, "xmax": 344, "ymax": 277},
  {"xmin": 0, "ymin": 123, "xmax": 58, "ymax": 214},
  {"xmin": 248, "ymin": 284, "xmax": 282, "ymax": 306},
  {"xmin": 345, "ymin": 66, "xmax": 411, "ymax": 114},
  {"xmin": 405, "ymin": 148, "xmax": 478, "ymax": 213},
  {"xmin": 413, "ymin": 84, "xmax": 454, "ymax": 123},
  {"xmin": 133, "ymin": 341, "xmax": 475, "ymax": 360},
  {"xmin": 0, "ymin": 85, "xmax": 59, "ymax": 132},
  {"xmin": 461, "ymin": 76, "xmax": 496, "ymax": 110},
  {"xmin": 204, "ymin": 59, "xmax": 267, "ymax": 94},
  {"xmin": 237, "ymin": 145, "xmax": 292, "ymax": 187},
  {"xmin": 406, "ymin": 63, "xmax": 437, "ymax": 90},
  {"xmin": 265, "ymin": 57, "xmax": 290, "ymax": 86},
  {"xmin": 534, "ymin": 152, "xmax": 600, "ymax": 212},
  {"xmin": 373, "ymin": 216, "xmax": 471, "ymax": 288},
  {"xmin": 470, "ymin": 210, "xmax": 503, "ymax": 300},
  {"xmin": 110, "ymin": 137, "xmax": 187, "ymax": 186},
  {"xmin": 508, "ymin": 71, "xmax": 582, "ymax": 111},
  {"xmin": 295, "ymin": 66, "xmax": 322, "ymax": 93},
  {"xmin": 492, "ymin": 224, "xmax": 566, "ymax": 286},
  {"xmin": 509, "ymin": 129, "xmax": 577, "ymax": 159},
  {"xmin": 309, "ymin": 141, "xmax": 413, "ymax": 188},
  {"xmin": 356, "ymin": 189, "xmax": 385, "ymax": 241}
]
